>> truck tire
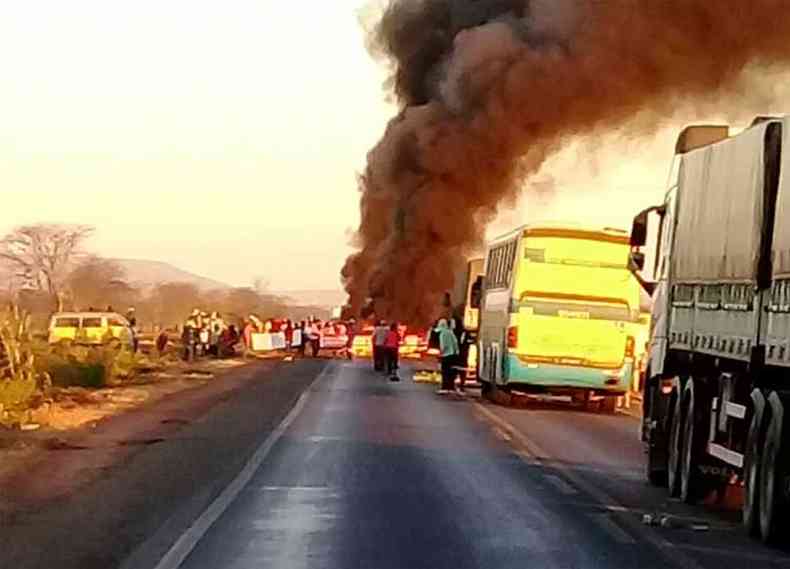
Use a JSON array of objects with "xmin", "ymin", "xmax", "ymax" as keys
[
  {"xmin": 667, "ymin": 380, "xmax": 684, "ymax": 498},
  {"xmin": 679, "ymin": 378, "xmax": 711, "ymax": 504},
  {"xmin": 646, "ymin": 439, "xmax": 668, "ymax": 487},
  {"xmin": 644, "ymin": 374, "xmax": 668, "ymax": 487},
  {"xmin": 759, "ymin": 391, "xmax": 790, "ymax": 543},
  {"xmin": 743, "ymin": 389, "xmax": 767, "ymax": 537}
]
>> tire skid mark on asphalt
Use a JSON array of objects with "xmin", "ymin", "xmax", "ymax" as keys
[{"xmin": 472, "ymin": 401, "xmax": 707, "ymax": 569}]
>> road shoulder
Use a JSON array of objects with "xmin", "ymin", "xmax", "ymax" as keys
[{"xmin": 0, "ymin": 358, "xmax": 329, "ymax": 569}]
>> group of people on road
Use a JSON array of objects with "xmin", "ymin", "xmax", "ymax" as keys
[
  {"xmin": 372, "ymin": 321, "xmax": 401, "ymax": 381},
  {"xmin": 368, "ymin": 315, "xmax": 471, "ymax": 390},
  {"xmin": 238, "ymin": 316, "xmax": 356, "ymax": 360},
  {"xmin": 298, "ymin": 318, "xmax": 354, "ymax": 358},
  {"xmin": 181, "ymin": 310, "xmax": 239, "ymax": 362}
]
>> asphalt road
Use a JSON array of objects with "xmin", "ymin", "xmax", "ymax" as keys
[
  {"xmin": 171, "ymin": 361, "xmax": 790, "ymax": 569},
  {"xmin": 1, "ymin": 359, "xmax": 329, "ymax": 569}
]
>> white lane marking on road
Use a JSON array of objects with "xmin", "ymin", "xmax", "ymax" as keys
[
  {"xmin": 259, "ymin": 486, "xmax": 337, "ymax": 493},
  {"xmin": 472, "ymin": 401, "xmax": 706, "ymax": 569},
  {"xmin": 590, "ymin": 513, "xmax": 636, "ymax": 544},
  {"xmin": 492, "ymin": 426, "xmax": 513, "ymax": 442},
  {"xmin": 543, "ymin": 474, "xmax": 579, "ymax": 495},
  {"xmin": 146, "ymin": 363, "xmax": 335, "ymax": 569},
  {"xmin": 306, "ymin": 435, "xmax": 346, "ymax": 442}
]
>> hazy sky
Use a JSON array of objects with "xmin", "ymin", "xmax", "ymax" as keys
[
  {"xmin": 0, "ymin": 1, "xmax": 396, "ymax": 291},
  {"xmin": 2, "ymin": 1, "xmax": 772, "ymax": 291}
]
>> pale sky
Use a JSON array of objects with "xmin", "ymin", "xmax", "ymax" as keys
[
  {"xmin": 1, "ymin": 2, "xmax": 782, "ymax": 290},
  {"xmin": 0, "ymin": 0, "xmax": 395, "ymax": 291}
]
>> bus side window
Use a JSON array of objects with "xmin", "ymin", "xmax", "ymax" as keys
[{"xmin": 506, "ymin": 241, "xmax": 516, "ymax": 285}]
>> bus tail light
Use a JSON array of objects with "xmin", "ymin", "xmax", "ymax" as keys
[
  {"xmin": 507, "ymin": 326, "xmax": 518, "ymax": 349},
  {"xmin": 625, "ymin": 336, "xmax": 635, "ymax": 358}
]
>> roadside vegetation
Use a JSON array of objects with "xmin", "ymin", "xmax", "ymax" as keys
[
  {"xmin": 0, "ymin": 305, "xmax": 50, "ymax": 426},
  {"xmin": 0, "ymin": 222, "xmax": 327, "ymax": 430},
  {"xmin": 0, "ymin": 223, "xmax": 325, "ymax": 333}
]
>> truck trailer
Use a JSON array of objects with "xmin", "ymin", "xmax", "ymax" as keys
[{"xmin": 629, "ymin": 116, "xmax": 790, "ymax": 543}]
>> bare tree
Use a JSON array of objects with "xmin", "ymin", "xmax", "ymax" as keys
[
  {"xmin": 0, "ymin": 224, "xmax": 94, "ymax": 310},
  {"xmin": 67, "ymin": 257, "xmax": 137, "ymax": 311},
  {"xmin": 220, "ymin": 287, "xmax": 287, "ymax": 324},
  {"xmin": 148, "ymin": 282, "xmax": 202, "ymax": 328}
]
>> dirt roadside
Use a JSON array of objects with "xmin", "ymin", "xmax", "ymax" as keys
[{"xmin": 0, "ymin": 357, "xmax": 329, "ymax": 569}]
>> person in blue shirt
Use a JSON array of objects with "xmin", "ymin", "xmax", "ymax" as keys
[{"xmin": 436, "ymin": 319, "xmax": 459, "ymax": 394}]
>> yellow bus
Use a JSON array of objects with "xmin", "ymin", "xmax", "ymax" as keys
[{"xmin": 477, "ymin": 223, "xmax": 641, "ymax": 412}]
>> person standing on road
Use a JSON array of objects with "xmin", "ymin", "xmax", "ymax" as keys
[
  {"xmin": 384, "ymin": 322, "xmax": 400, "ymax": 381},
  {"xmin": 126, "ymin": 307, "xmax": 139, "ymax": 353},
  {"xmin": 345, "ymin": 318, "xmax": 356, "ymax": 360},
  {"xmin": 182, "ymin": 318, "xmax": 198, "ymax": 362},
  {"xmin": 373, "ymin": 320, "xmax": 388, "ymax": 372},
  {"xmin": 156, "ymin": 328, "xmax": 169, "ymax": 357},
  {"xmin": 295, "ymin": 321, "xmax": 306, "ymax": 356},
  {"xmin": 209, "ymin": 312, "xmax": 223, "ymax": 357},
  {"xmin": 243, "ymin": 318, "xmax": 255, "ymax": 359},
  {"xmin": 436, "ymin": 319, "xmax": 460, "ymax": 394},
  {"xmin": 283, "ymin": 320, "xmax": 294, "ymax": 353},
  {"xmin": 308, "ymin": 319, "xmax": 321, "ymax": 357}
]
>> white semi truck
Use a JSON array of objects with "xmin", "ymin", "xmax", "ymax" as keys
[{"xmin": 628, "ymin": 116, "xmax": 790, "ymax": 543}]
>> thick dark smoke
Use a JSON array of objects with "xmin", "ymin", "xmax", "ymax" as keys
[{"xmin": 342, "ymin": 0, "xmax": 790, "ymax": 324}]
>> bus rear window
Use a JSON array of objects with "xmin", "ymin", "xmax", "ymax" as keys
[
  {"xmin": 524, "ymin": 237, "xmax": 628, "ymax": 268},
  {"xmin": 518, "ymin": 296, "xmax": 635, "ymax": 322},
  {"xmin": 82, "ymin": 318, "xmax": 103, "ymax": 328},
  {"xmin": 54, "ymin": 318, "xmax": 80, "ymax": 328}
]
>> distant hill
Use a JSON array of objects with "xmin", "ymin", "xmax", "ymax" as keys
[
  {"xmin": 115, "ymin": 261, "xmax": 347, "ymax": 310},
  {"xmin": 111, "ymin": 259, "xmax": 232, "ymax": 292}
]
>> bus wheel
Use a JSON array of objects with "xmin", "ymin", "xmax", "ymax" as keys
[
  {"xmin": 599, "ymin": 396, "xmax": 617, "ymax": 414},
  {"xmin": 759, "ymin": 392, "xmax": 790, "ymax": 543},
  {"xmin": 679, "ymin": 378, "xmax": 710, "ymax": 504},
  {"xmin": 743, "ymin": 389, "xmax": 766, "ymax": 537},
  {"xmin": 667, "ymin": 380, "xmax": 684, "ymax": 498},
  {"xmin": 480, "ymin": 381, "xmax": 492, "ymax": 397}
]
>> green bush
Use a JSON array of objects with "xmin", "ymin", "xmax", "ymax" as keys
[
  {"xmin": 36, "ymin": 342, "xmax": 140, "ymax": 388},
  {"xmin": 0, "ymin": 371, "xmax": 37, "ymax": 412}
]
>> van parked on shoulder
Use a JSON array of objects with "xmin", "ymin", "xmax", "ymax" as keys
[{"xmin": 48, "ymin": 312, "xmax": 134, "ymax": 349}]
